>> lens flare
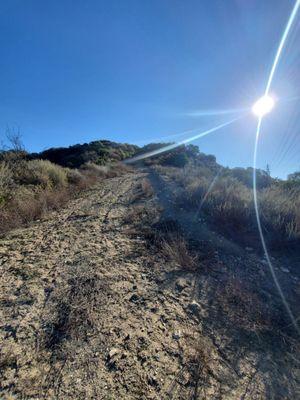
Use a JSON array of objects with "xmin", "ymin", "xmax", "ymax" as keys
[
  {"xmin": 252, "ymin": 95, "xmax": 275, "ymax": 117},
  {"xmin": 253, "ymin": 0, "xmax": 300, "ymax": 334},
  {"xmin": 125, "ymin": 116, "xmax": 243, "ymax": 164}
]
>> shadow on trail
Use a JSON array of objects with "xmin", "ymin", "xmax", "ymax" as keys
[{"xmin": 146, "ymin": 166, "xmax": 300, "ymax": 399}]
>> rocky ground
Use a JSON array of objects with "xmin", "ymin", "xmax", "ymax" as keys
[{"xmin": 0, "ymin": 168, "xmax": 299, "ymax": 399}]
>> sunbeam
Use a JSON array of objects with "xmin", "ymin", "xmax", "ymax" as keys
[
  {"xmin": 185, "ymin": 107, "xmax": 249, "ymax": 117},
  {"xmin": 125, "ymin": 115, "xmax": 245, "ymax": 164},
  {"xmin": 253, "ymin": 0, "xmax": 300, "ymax": 334}
]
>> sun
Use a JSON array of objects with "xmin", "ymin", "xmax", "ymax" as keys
[{"xmin": 252, "ymin": 95, "xmax": 275, "ymax": 117}]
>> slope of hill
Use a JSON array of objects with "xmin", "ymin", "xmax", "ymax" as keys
[{"xmin": 0, "ymin": 166, "xmax": 299, "ymax": 399}]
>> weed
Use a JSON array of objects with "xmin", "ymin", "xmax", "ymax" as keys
[{"xmin": 161, "ymin": 234, "xmax": 197, "ymax": 272}]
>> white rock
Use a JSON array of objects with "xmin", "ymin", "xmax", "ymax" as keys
[{"xmin": 280, "ymin": 267, "xmax": 290, "ymax": 273}]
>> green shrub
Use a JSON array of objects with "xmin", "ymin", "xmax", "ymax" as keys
[
  {"xmin": 18, "ymin": 160, "xmax": 67, "ymax": 188},
  {"xmin": 162, "ymin": 152, "xmax": 189, "ymax": 168}
]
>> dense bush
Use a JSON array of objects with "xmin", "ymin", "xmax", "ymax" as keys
[
  {"xmin": 31, "ymin": 140, "xmax": 139, "ymax": 168},
  {"xmin": 162, "ymin": 152, "xmax": 189, "ymax": 168},
  {"xmin": 136, "ymin": 144, "xmax": 203, "ymax": 168}
]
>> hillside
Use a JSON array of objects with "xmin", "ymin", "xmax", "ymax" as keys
[
  {"xmin": 0, "ymin": 141, "xmax": 300, "ymax": 399},
  {"xmin": 0, "ymin": 163, "xmax": 299, "ymax": 399}
]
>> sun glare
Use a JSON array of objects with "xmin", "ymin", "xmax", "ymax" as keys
[{"xmin": 252, "ymin": 95, "xmax": 275, "ymax": 117}]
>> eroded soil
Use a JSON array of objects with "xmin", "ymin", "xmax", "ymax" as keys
[{"xmin": 0, "ymin": 169, "xmax": 299, "ymax": 399}]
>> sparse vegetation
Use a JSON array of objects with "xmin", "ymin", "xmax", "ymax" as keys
[
  {"xmin": 1, "ymin": 144, "xmax": 299, "ymax": 399},
  {"xmin": 39, "ymin": 264, "xmax": 107, "ymax": 351},
  {"xmin": 140, "ymin": 178, "xmax": 154, "ymax": 198},
  {"xmin": 160, "ymin": 160, "xmax": 300, "ymax": 246},
  {"xmin": 0, "ymin": 143, "xmax": 132, "ymax": 234},
  {"xmin": 161, "ymin": 234, "xmax": 197, "ymax": 272},
  {"xmin": 216, "ymin": 275, "xmax": 271, "ymax": 332},
  {"xmin": 130, "ymin": 178, "xmax": 154, "ymax": 203}
]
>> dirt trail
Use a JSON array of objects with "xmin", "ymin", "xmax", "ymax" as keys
[{"xmin": 0, "ymin": 170, "xmax": 299, "ymax": 399}]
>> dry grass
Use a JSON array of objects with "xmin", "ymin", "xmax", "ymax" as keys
[
  {"xmin": 0, "ymin": 162, "xmax": 13, "ymax": 198},
  {"xmin": 131, "ymin": 178, "xmax": 154, "ymax": 202},
  {"xmin": 80, "ymin": 162, "xmax": 109, "ymax": 178},
  {"xmin": 184, "ymin": 335, "xmax": 212, "ymax": 400},
  {"xmin": 140, "ymin": 178, "xmax": 154, "ymax": 198},
  {"xmin": 0, "ymin": 186, "xmax": 71, "ymax": 233},
  {"xmin": 167, "ymin": 164, "xmax": 300, "ymax": 244},
  {"xmin": 161, "ymin": 234, "xmax": 197, "ymax": 271},
  {"xmin": 176, "ymin": 175, "xmax": 253, "ymax": 230},
  {"xmin": 123, "ymin": 203, "xmax": 159, "ymax": 227},
  {"xmin": 108, "ymin": 162, "xmax": 133, "ymax": 177},
  {"xmin": 260, "ymin": 185, "xmax": 300, "ymax": 242},
  {"xmin": 0, "ymin": 158, "xmax": 134, "ymax": 235},
  {"xmin": 39, "ymin": 265, "xmax": 106, "ymax": 353},
  {"xmin": 17, "ymin": 159, "xmax": 68, "ymax": 188}
]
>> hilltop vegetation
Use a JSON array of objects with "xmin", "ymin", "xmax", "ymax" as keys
[{"xmin": 30, "ymin": 140, "xmax": 139, "ymax": 168}]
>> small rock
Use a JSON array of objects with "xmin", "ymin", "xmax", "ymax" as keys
[
  {"xmin": 150, "ymin": 304, "xmax": 159, "ymax": 313},
  {"xmin": 137, "ymin": 351, "xmax": 148, "ymax": 363},
  {"xmin": 124, "ymin": 333, "xmax": 131, "ymax": 341},
  {"xmin": 108, "ymin": 347, "xmax": 119, "ymax": 359},
  {"xmin": 187, "ymin": 301, "xmax": 202, "ymax": 318},
  {"xmin": 148, "ymin": 374, "xmax": 160, "ymax": 388},
  {"xmin": 129, "ymin": 294, "xmax": 139, "ymax": 302},
  {"xmin": 172, "ymin": 330, "xmax": 182, "ymax": 340},
  {"xmin": 175, "ymin": 278, "xmax": 189, "ymax": 292}
]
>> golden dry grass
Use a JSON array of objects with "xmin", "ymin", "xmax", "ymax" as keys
[{"xmin": 161, "ymin": 234, "xmax": 197, "ymax": 271}]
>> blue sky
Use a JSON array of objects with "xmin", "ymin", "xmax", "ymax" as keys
[{"xmin": 0, "ymin": 0, "xmax": 299, "ymax": 177}]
